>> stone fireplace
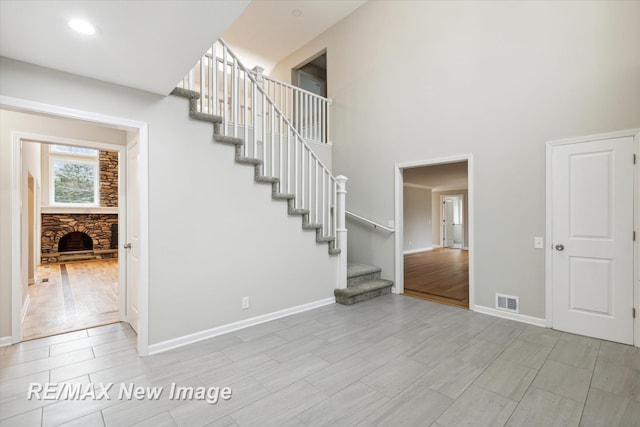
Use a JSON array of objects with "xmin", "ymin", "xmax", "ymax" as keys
[{"xmin": 41, "ymin": 214, "xmax": 118, "ymax": 263}]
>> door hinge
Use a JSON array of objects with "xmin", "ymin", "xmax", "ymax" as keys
[
  {"xmin": 634, "ymin": 307, "xmax": 636, "ymax": 319},
  {"xmin": 634, "ymin": 154, "xmax": 637, "ymax": 165},
  {"xmin": 634, "ymin": 231, "xmax": 636, "ymax": 242}
]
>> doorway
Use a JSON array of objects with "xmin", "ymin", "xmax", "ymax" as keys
[
  {"xmin": 20, "ymin": 139, "xmax": 122, "ymax": 341},
  {"xmin": 291, "ymin": 50, "xmax": 327, "ymax": 97},
  {"xmin": 3, "ymin": 97, "xmax": 150, "ymax": 355},
  {"xmin": 395, "ymin": 156, "xmax": 474, "ymax": 309}
]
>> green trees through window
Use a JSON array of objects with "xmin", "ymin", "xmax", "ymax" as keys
[{"xmin": 53, "ymin": 160, "xmax": 97, "ymax": 204}]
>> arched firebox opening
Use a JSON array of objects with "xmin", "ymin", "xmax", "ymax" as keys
[{"xmin": 58, "ymin": 231, "xmax": 93, "ymax": 252}]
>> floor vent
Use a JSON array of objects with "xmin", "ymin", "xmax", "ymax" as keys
[{"xmin": 496, "ymin": 293, "xmax": 519, "ymax": 313}]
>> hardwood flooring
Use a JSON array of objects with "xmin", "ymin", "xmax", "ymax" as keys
[
  {"xmin": 404, "ymin": 248, "xmax": 469, "ymax": 308},
  {"xmin": 22, "ymin": 259, "xmax": 119, "ymax": 341}
]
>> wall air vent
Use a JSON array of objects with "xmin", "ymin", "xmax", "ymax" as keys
[{"xmin": 496, "ymin": 293, "xmax": 519, "ymax": 313}]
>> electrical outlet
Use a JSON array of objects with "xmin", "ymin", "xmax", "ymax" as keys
[
  {"xmin": 534, "ymin": 237, "xmax": 544, "ymax": 249},
  {"xmin": 241, "ymin": 297, "xmax": 249, "ymax": 310}
]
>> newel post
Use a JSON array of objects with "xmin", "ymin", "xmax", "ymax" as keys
[{"xmin": 336, "ymin": 175, "xmax": 349, "ymax": 289}]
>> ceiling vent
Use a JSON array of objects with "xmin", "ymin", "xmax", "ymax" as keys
[{"xmin": 496, "ymin": 293, "xmax": 519, "ymax": 313}]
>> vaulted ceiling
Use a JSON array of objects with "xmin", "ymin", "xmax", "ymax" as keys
[{"xmin": 0, "ymin": 0, "xmax": 367, "ymax": 95}]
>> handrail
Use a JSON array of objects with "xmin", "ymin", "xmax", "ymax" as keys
[
  {"xmin": 263, "ymin": 74, "xmax": 332, "ymax": 102},
  {"xmin": 218, "ymin": 38, "xmax": 334, "ymax": 176},
  {"xmin": 346, "ymin": 211, "xmax": 395, "ymax": 233}
]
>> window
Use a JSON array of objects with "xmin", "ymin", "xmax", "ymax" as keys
[{"xmin": 49, "ymin": 145, "xmax": 99, "ymax": 205}]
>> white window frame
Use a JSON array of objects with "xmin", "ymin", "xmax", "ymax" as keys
[{"xmin": 48, "ymin": 145, "xmax": 100, "ymax": 207}]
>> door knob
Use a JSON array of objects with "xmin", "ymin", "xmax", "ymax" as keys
[
  {"xmin": 555, "ymin": 244, "xmax": 564, "ymax": 251},
  {"xmin": 124, "ymin": 243, "xmax": 132, "ymax": 249}
]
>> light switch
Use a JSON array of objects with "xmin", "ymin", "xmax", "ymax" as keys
[{"xmin": 534, "ymin": 237, "xmax": 544, "ymax": 249}]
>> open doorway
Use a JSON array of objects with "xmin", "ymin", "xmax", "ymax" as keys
[
  {"xmin": 291, "ymin": 50, "xmax": 327, "ymax": 97},
  {"xmin": 397, "ymin": 159, "xmax": 471, "ymax": 308},
  {"xmin": 20, "ymin": 138, "xmax": 122, "ymax": 341}
]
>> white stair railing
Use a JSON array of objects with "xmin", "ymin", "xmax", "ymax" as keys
[
  {"xmin": 262, "ymin": 75, "xmax": 331, "ymax": 145},
  {"xmin": 178, "ymin": 40, "xmax": 346, "ymax": 282}
]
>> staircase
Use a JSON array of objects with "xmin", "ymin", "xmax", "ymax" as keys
[
  {"xmin": 334, "ymin": 263, "xmax": 394, "ymax": 305},
  {"xmin": 171, "ymin": 87, "xmax": 340, "ymax": 255},
  {"xmin": 174, "ymin": 38, "xmax": 393, "ymax": 303}
]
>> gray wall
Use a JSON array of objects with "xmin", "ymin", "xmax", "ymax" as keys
[
  {"xmin": 271, "ymin": 0, "xmax": 640, "ymax": 318},
  {"xmin": 403, "ymin": 186, "xmax": 432, "ymax": 252},
  {"xmin": 0, "ymin": 58, "xmax": 338, "ymax": 343}
]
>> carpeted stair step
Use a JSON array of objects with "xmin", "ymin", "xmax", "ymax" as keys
[
  {"xmin": 255, "ymin": 176, "xmax": 280, "ymax": 184},
  {"xmin": 273, "ymin": 192, "xmax": 295, "ymax": 200},
  {"xmin": 334, "ymin": 279, "xmax": 393, "ymax": 305},
  {"xmin": 347, "ymin": 263, "xmax": 382, "ymax": 287},
  {"xmin": 215, "ymin": 135, "xmax": 244, "ymax": 145}
]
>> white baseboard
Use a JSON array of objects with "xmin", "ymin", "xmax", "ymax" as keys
[
  {"xmin": 472, "ymin": 304, "xmax": 546, "ymax": 328},
  {"xmin": 148, "ymin": 297, "xmax": 336, "ymax": 355},
  {"xmin": 462, "ymin": 247, "xmax": 469, "ymax": 251},
  {"xmin": 403, "ymin": 246, "xmax": 433, "ymax": 255},
  {"xmin": 0, "ymin": 336, "xmax": 12, "ymax": 347},
  {"xmin": 21, "ymin": 294, "xmax": 30, "ymax": 325},
  {"xmin": 432, "ymin": 244, "xmax": 441, "ymax": 248}
]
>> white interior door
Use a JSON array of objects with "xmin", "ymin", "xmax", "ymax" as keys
[
  {"xmin": 126, "ymin": 139, "xmax": 140, "ymax": 333},
  {"xmin": 442, "ymin": 199, "xmax": 454, "ymax": 247},
  {"xmin": 551, "ymin": 136, "xmax": 634, "ymax": 344}
]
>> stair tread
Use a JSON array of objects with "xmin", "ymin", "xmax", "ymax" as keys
[
  {"xmin": 191, "ymin": 111, "xmax": 223, "ymax": 124},
  {"xmin": 170, "ymin": 87, "xmax": 200, "ymax": 99},
  {"xmin": 347, "ymin": 263, "xmax": 382, "ymax": 279},
  {"xmin": 255, "ymin": 176, "xmax": 280, "ymax": 183},
  {"xmin": 215, "ymin": 135, "xmax": 244, "ymax": 145},
  {"xmin": 303, "ymin": 223, "xmax": 323, "ymax": 230},
  {"xmin": 316, "ymin": 236, "xmax": 335, "ymax": 243},
  {"xmin": 289, "ymin": 208, "xmax": 310, "ymax": 215},
  {"xmin": 336, "ymin": 280, "xmax": 394, "ymax": 296},
  {"xmin": 236, "ymin": 157, "xmax": 263, "ymax": 165},
  {"xmin": 273, "ymin": 193, "xmax": 295, "ymax": 200}
]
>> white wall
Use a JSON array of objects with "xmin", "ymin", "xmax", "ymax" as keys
[
  {"xmin": 403, "ymin": 185, "xmax": 432, "ymax": 252},
  {"xmin": 0, "ymin": 58, "xmax": 338, "ymax": 344},
  {"xmin": 270, "ymin": 0, "xmax": 640, "ymax": 318}
]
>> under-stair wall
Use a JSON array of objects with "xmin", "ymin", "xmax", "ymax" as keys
[{"xmin": 0, "ymin": 57, "xmax": 339, "ymax": 349}]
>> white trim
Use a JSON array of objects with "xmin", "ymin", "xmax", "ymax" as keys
[
  {"xmin": 395, "ymin": 154, "xmax": 474, "ymax": 311},
  {"xmin": 432, "ymin": 244, "xmax": 442, "ymax": 249},
  {"xmin": 2, "ymin": 95, "xmax": 150, "ymax": 356},
  {"xmin": 403, "ymin": 246, "xmax": 433, "ymax": 255},
  {"xmin": 462, "ymin": 246, "xmax": 469, "ymax": 251},
  {"xmin": 41, "ymin": 206, "xmax": 119, "ymax": 214},
  {"xmin": 546, "ymin": 128, "xmax": 640, "ymax": 346},
  {"xmin": 148, "ymin": 297, "xmax": 335, "ymax": 355},
  {"xmin": 0, "ymin": 336, "xmax": 12, "ymax": 347},
  {"xmin": 472, "ymin": 304, "xmax": 546, "ymax": 328},
  {"xmin": 21, "ymin": 294, "xmax": 30, "ymax": 325},
  {"xmin": 403, "ymin": 182, "xmax": 432, "ymax": 190}
]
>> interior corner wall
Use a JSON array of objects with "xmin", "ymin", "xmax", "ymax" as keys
[
  {"xmin": 270, "ymin": 0, "xmax": 640, "ymax": 319},
  {"xmin": 432, "ymin": 190, "xmax": 469, "ymax": 248},
  {"xmin": 403, "ymin": 186, "xmax": 432, "ymax": 252},
  {"xmin": 0, "ymin": 57, "xmax": 338, "ymax": 344}
]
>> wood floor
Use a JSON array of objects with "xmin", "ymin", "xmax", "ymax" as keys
[
  {"xmin": 22, "ymin": 259, "xmax": 119, "ymax": 341},
  {"xmin": 404, "ymin": 248, "xmax": 469, "ymax": 308}
]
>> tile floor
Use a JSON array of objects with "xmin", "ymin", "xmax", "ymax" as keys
[{"xmin": 1, "ymin": 294, "xmax": 639, "ymax": 426}]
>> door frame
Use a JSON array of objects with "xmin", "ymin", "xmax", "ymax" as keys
[
  {"xmin": 394, "ymin": 154, "xmax": 474, "ymax": 310},
  {"xmin": 545, "ymin": 128, "xmax": 640, "ymax": 347},
  {"xmin": 2, "ymin": 95, "xmax": 150, "ymax": 356}
]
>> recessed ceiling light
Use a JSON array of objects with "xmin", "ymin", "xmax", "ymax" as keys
[
  {"xmin": 68, "ymin": 19, "xmax": 96, "ymax": 35},
  {"xmin": 292, "ymin": 9, "xmax": 302, "ymax": 18}
]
